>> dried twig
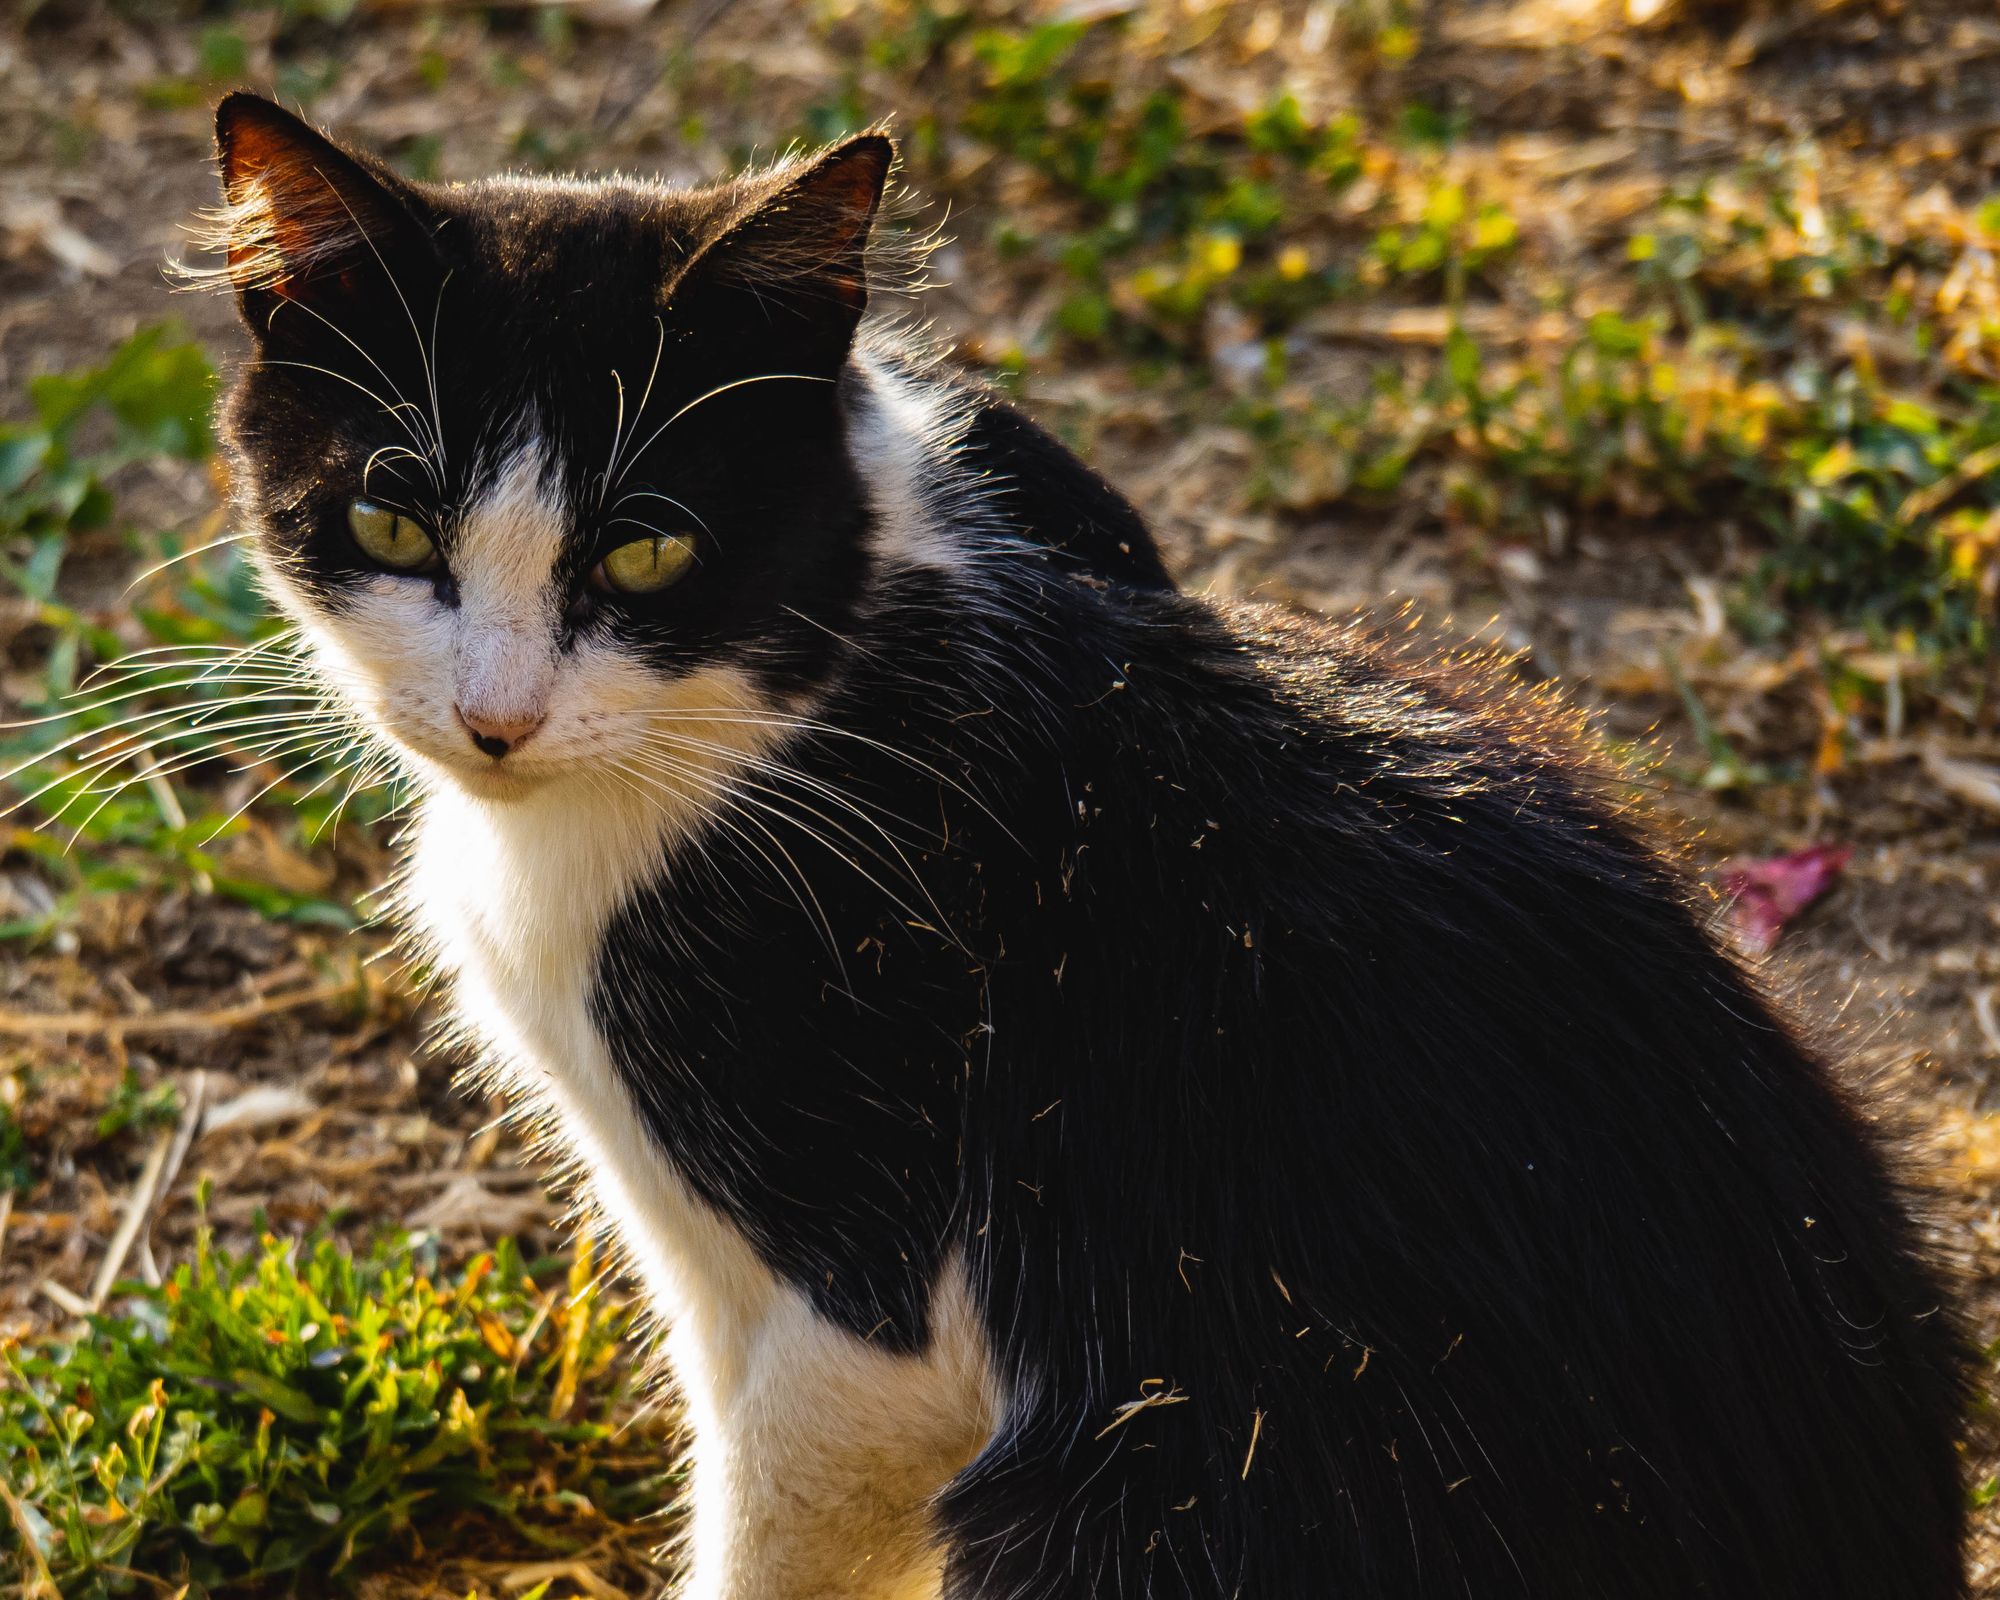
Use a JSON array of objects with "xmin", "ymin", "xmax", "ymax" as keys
[
  {"xmin": 1094, "ymin": 1382, "xmax": 1189, "ymax": 1439},
  {"xmin": 0, "ymin": 1475, "xmax": 62, "ymax": 1599},
  {"xmin": 491, "ymin": 1560, "xmax": 627, "ymax": 1600},
  {"xmin": 1897, "ymin": 439, "xmax": 2000, "ymax": 527},
  {"xmin": 89, "ymin": 1125, "xmax": 175, "ymax": 1310},
  {"xmin": 461, "ymin": 1537, "xmax": 637, "ymax": 1600},
  {"xmin": 1922, "ymin": 745, "xmax": 2000, "ymax": 816},
  {"xmin": 38, "ymin": 1278, "xmax": 90, "ymax": 1317},
  {"xmin": 1241, "ymin": 1407, "xmax": 1265, "ymax": 1480},
  {"xmin": 1973, "ymin": 988, "xmax": 2000, "ymax": 1061},
  {"xmin": 132, "ymin": 749, "xmax": 210, "ymax": 896},
  {"xmin": 131, "ymin": 1071, "xmax": 206, "ymax": 1292},
  {"xmin": 0, "ymin": 973, "xmax": 361, "ymax": 1041}
]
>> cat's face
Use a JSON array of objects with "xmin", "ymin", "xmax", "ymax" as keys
[{"xmin": 210, "ymin": 94, "xmax": 893, "ymax": 802}]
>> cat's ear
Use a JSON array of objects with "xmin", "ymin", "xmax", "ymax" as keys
[
  {"xmin": 210, "ymin": 93, "xmax": 435, "ymax": 334},
  {"xmin": 669, "ymin": 134, "xmax": 895, "ymax": 369}
]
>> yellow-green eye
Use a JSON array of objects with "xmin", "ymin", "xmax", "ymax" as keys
[
  {"xmin": 597, "ymin": 532, "xmax": 698, "ymax": 595},
  {"xmin": 347, "ymin": 500, "xmax": 437, "ymax": 572}
]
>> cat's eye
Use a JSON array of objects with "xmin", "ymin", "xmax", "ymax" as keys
[
  {"xmin": 347, "ymin": 500, "xmax": 438, "ymax": 573},
  {"xmin": 596, "ymin": 532, "xmax": 698, "ymax": 595}
]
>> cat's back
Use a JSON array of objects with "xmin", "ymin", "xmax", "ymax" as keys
[
  {"xmin": 1005, "ymin": 582, "xmax": 1656, "ymax": 927},
  {"xmin": 946, "ymin": 578, "xmax": 1968, "ymax": 1600}
]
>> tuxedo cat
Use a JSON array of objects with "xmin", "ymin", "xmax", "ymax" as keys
[{"xmin": 203, "ymin": 93, "xmax": 1966, "ymax": 1598}]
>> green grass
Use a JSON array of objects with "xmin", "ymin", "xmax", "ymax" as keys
[
  {"xmin": 1238, "ymin": 295, "xmax": 2000, "ymax": 651},
  {"xmin": 0, "ymin": 324, "xmax": 390, "ymax": 944},
  {"xmin": 0, "ymin": 1225, "xmax": 673, "ymax": 1597},
  {"xmin": 804, "ymin": 4, "xmax": 2000, "ymax": 660}
]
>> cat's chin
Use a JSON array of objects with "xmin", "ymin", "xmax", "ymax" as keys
[
  {"xmin": 455, "ymin": 769, "xmax": 542, "ymax": 802},
  {"xmin": 416, "ymin": 753, "xmax": 557, "ymax": 804}
]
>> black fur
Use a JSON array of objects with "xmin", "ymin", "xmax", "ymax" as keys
[
  {"xmin": 599, "ymin": 569, "xmax": 1968, "ymax": 1598},
  {"xmin": 211, "ymin": 96, "xmax": 1969, "ymax": 1597},
  {"xmin": 954, "ymin": 393, "xmax": 1174, "ymax": 589}
]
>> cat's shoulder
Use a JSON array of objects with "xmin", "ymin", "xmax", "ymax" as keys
[
  {"xmin": 1110, "ymin": 589, "xmax": 1667, "ymax": 874},
  {"xmin": 1131, "ymin": 591, "xmax": 1603, "ymax": 769}
]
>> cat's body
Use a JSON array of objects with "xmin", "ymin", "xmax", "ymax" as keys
[{"xmin": 204, "ymin": 96, "xmax": 1967, "ymax": 1598}]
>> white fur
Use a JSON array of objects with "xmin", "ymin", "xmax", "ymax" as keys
[
  {"xmin": 449, "ymin": 436, "xmax": 564, "ymax": 739},
  {"xmin": 270, "ymin": 415, "xmax": 1000, "ymax": 1599},
  {"xmin": 849, "ymin": 352, "xmax": 985, "ymax": 578}
]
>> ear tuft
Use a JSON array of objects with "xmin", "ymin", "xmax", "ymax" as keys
[
  {"xmin": 204, "ymin": 93, "xmax": 423, "ymax": 312},
  {"xmin": 778, "ymin": 134, "xmax": 895, "ymax": 312}
]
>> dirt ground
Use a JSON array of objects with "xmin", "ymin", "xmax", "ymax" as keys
[{"xmin": 2, "ymin": 0, "xmax": 1999, "ymax": 1592}]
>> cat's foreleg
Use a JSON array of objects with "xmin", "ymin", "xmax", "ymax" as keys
[{"xmin": 671, "ymin": 1277, "xmax": 996, "ymax": 1600}]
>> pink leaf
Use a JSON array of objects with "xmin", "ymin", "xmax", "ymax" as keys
[{"xmin": 1714, "ymin": 844, "xmax": 1853, "ymax": 953}]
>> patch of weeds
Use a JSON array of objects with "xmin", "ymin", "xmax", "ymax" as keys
[
  {"xmin": 0, "ymin": 323, "xmax": 218, "ymax": 741},
  {"xmin": 1663, "ymin": 652, "xmax": 1787, "ymax": 791},
  {"xmin": 134, "ymin": 21, "xmax": 258, "ymax": 110},
  {"xmin": 0, "ymin": 1227, "xmax": 674, "ymax": 1596},
  {"xmin": 271, "ymin": 57, "xmax": 344, "ymax": 111},
  {"xmin": 0, "ymin": 322, "xmax": 212, "ymax": 558},
  {"xmin": 1395, "ymin": 101, "xmax": 1468, "ymax": 150},
  {"xmin": 821, "ymin": 17, "xmax": 1998, "ymax": 660},
  {"xmin": 94, "ymin": 1069, "xmax": 183, "ymax": 1141},
  {"xmin": 508, "ymin": 124, "xmax": 595, "ymax": 172},
  {"xmin": 1348, "ymin": 0, "xmax": 1424, "ymax": 64},
  {"xmin": 820, "ymin": 9, "xmax": 1525, "ymax": 356},
  {"xmin": 1630, "ymin": 158, "xmax": 1920, "ymax": 341},
  {"xmin": 1, "ymin": 327, "xmax": 394, "ymax": 935},
  {"xmin": 830, "ymin": 9, "xmax": 1374, "ymax": 351},
  {"xmin": 131, "ymin": 0, "xmax": 353, "ymax": 109},
  {"xmin": 1367, "ymin": 177, "xmax": 1518, "ymax": 294},
  {"xmin": 1242, "ymin": 293, "xmax": 2000, "ymax": 654}
]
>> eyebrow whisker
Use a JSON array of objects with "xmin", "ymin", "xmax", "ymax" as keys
[
  {"xmin": 608, "ymin": 372, "xmax": 835, "ymax": 495},
  {"xmin": 262, "ymin": 286, "xmax": 443, "ymax": 485},
  {"xmin": 598, "ymin": 316, "xmax": 667, "ymax": 509},
  {"xmin": 606, "ymin": 489, "xmax": 714, "ymax": 539}
]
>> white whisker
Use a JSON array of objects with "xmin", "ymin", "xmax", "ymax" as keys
[
  {"xmin": 266, "ymin": 288, "xmax": 444, "ymax": 482},
  {"xmin": 623, "ymin": 739, "xmax": 951, "ymax": 946},
  {"xmin": 122, "ymin": 529, "xmax": 260, "ymax": 595},
  {"xmin": 610, "ymin": 754, "xmax": 848, "ymax": 974},
  {"xmin": 316, "ymin": 171, "xmax": 450, "ymax": 477},
  {"xmin": 599, "ymin": 317, "xmax": 668, "ymax": 507},
  {"xmin": 610, "ymin": 373, "xmax": 836, "ymax": 495},
  {"xmin": 606, "ymin": 489, "xmax": 714, "ymax": 540},
  {"xmin": 201, "ymin": 731, "xmax": 376, "ymax": 844}
]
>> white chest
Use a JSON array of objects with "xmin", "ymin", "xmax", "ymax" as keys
[
  {"xmin": 405, "ymin": 779, "xmax": 998, "ymax": 1600},
  {"xmin": 408, "ymin": 780, "xmax": 774, "ymax": 1341}
]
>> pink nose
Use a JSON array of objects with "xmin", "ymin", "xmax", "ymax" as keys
[{"xmin": 455, "ymin": 704, "xmax": 545, "ymax": 759}]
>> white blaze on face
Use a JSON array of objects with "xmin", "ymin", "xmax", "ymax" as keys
[
  {"xmin": 450, "ymin": 434, "xmax": 564, "ymax": 740},
  {"xmin": 374, "ymin": 422, "xmax": 997, "ymax": 1598}
]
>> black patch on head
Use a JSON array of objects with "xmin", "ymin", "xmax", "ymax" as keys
[{"xmin": 212, "ymin": 95, "xmax": 898, "ymax": 701}]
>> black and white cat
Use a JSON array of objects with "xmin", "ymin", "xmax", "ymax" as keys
[{"xmin": 202, "ymin": 93, "xmax": 1967, "ymax": 1598}]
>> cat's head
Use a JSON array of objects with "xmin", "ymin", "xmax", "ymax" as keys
[{"xmin": 206, "ymin": 93, "xmax": 913, "ymax": 805}]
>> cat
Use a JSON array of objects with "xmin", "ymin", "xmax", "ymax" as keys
[{"xmin": 199, "ymin": 91, "xmax": 1967, "ymax": 1599}]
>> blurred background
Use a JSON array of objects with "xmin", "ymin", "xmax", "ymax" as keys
[{"xmin": 2, "ymin": 0, "xmax": 1999, "ymax": 1592}]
